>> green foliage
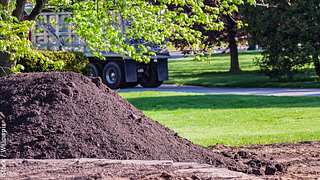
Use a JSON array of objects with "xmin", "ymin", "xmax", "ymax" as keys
[
  {"xmin": 2, "ymin": 0, "xmax": 256, "ymax": 73},
  {"xmin": 0, "ymin": 7, "xmax": 36, "ymax": 63},
  {"xmin": 244, "ymin": 0, "xmax": 320, "ymax": 79},
  {"xmin": 17, "ymin": 50, "xmax": 88, "ymax": 73},
  {"xmin": 10, "ymin": 64, "xmax": 25, "ymax": 73},
  {"xmin": 0, "ymin": 2, "xmax": 88, "ymax": 74},
  {"xmin": 172, "ymin": 1, "xmax": 255, "ymax": 53},
  {"xmin": 69, "ymin": 0, "xmax": 256, "ymax": 62}
]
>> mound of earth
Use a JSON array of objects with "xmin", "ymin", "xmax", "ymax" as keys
[{"xmin": 0, "ymin": 72, "xmax": 284, "ymax": 175}]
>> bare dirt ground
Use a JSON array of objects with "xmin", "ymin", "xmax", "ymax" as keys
[
  {"xmin": 212, "ymin": 141, "xmax": 320, "ymax": 179},
  {"xmin": 4, "ymin": 159, "xmax": 257, "ymax": 179},
  {"xmin": 4, "ymin": 141, "xmax": 320, "ymax": 179}
]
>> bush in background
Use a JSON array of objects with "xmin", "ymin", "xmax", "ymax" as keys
[
  {"xmin": 243, "ymin": 0, "xmax": 320, "ymax": 80},
  {"xmin": 17, "ymin": 50, "xmax": 89, "ymax": 73}
]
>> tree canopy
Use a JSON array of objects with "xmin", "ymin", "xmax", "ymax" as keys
[
  {"xmin": 244, "ymin": 0, "xmax": 320, "ymax": 79},
  {"xmin": 0, "ymin": 0, "xmax": 255, "ymax": 65}
]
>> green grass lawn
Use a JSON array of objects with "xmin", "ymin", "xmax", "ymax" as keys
[
  {"xmin": 168, "ymin": 53, "xmax": 320, "ymax": 88},
  {"xmin": 121, "ymin": 91, "xmax": 320, "ymax": 146}
]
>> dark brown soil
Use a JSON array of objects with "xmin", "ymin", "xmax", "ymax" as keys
[
  {"xmin": 0, "ymin": 72, "xmax": 284, "ymax": 176},
  {"xmin": 211, "ymin": 141, "xmax": 320, "ymax": 179}
]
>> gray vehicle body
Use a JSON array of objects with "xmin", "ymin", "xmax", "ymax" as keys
[{"xmin": 31, "ymin": 12, "xmax": 169, "ymax": 89}]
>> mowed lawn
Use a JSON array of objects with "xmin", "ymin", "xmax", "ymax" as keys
[
  {"xmin": 168, "ymin": 53, "xmax": 320, "ymax": 88},
  {"xmin": 121, "ymin": 91, "xmax": 320, "ymax": 146}
]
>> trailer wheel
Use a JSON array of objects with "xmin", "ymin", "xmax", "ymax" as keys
[
  {"xmin": 123, "ymin": 82, "xmax": 139, "ymax": 88},
  {"xmin": 140, "ymin": 80, "xmax": 163, "ymax": 88},
  {"xmin": 85, "ymin": 63, "xmax": 99, "ymax": 77},
  {"xmin": 103, "ymin": 62, "xmax": 122, "ymax": 89},
  {"xmin": 140, "ymin": 69, "xmax": 163, "ymax": 88}
]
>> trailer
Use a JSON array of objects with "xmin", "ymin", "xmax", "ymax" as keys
[
  {"xmin": 86, "ymin": 54, "xmax": 168, "ymax": 89},
  {"xmin": 31, "ymin": 12, "xmax": 169, "ymax": 89}
]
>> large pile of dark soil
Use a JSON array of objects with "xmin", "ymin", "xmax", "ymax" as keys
[{"xmin": 0, "ymin": 72, "xmax": 284, "ymax": 175}]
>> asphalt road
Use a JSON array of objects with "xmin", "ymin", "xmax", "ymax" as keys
[{"xmin": 120, "ymin": 84, "xmax": 320, "ymax": 97}]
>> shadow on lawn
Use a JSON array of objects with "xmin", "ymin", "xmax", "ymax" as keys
[
  {"xmin": 126, "ymin": 95, "xmax": 320, "ymax": 111},
  {"xmin": 169, "ymin": 70, "xmax": 320, "ymax": 88},
  {"xmin": 169, "ymin": 70, "xmax": 263, "ymax": 78}
]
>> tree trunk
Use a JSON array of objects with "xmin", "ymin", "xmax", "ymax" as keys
[
  {"xmin": 12, "ymin": 0, "xmax": 27, "ymax": 20},
  {"xmin": 1, "ymin": 0, "xmax": 46, "ymax": 20},
  {"xmin": 0, "ymin": 52, "xmax": 14, "ymax": 76},
  {"xmin": 25, "ymin": 0, "xmax": 47, "ymax": 20},
  {"xmin": 312, "ymin": 50, "xmax": 320, "ymax": 78},
  {"xmin": 227, "ymin": 15, "xmax": 241, "ymax": 73}
]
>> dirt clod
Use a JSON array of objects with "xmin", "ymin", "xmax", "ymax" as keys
[
  {"xmin": 160, "ymin": 172, "xmax": 173, "ymax": 178},
  {"xmin": 238, "ymin": 150, "xmax": 250, "ymax": 159}
]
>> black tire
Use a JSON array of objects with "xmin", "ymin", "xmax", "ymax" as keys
[
  {"xmin": 122, "ymin": 82, "xmax": 139, "ymax": 88},
  {"xmin": 102, "ymin": 62, "xmax": 122, "ymax": 89},
  {"xmin": 140, "ymin": 68, "xmax": 163, "ymax": 88},
  {"xmin": 141, "ymin": 80, "xmax": 163, "ymax": 88},
  {"xmin": 85, "ymin": 63, "xmax": 99, "ymax": 77}
]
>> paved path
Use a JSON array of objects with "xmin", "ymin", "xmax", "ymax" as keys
[{"xmin": 120, "ymin": 84, "xmax": 320, "ymax": 97}]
